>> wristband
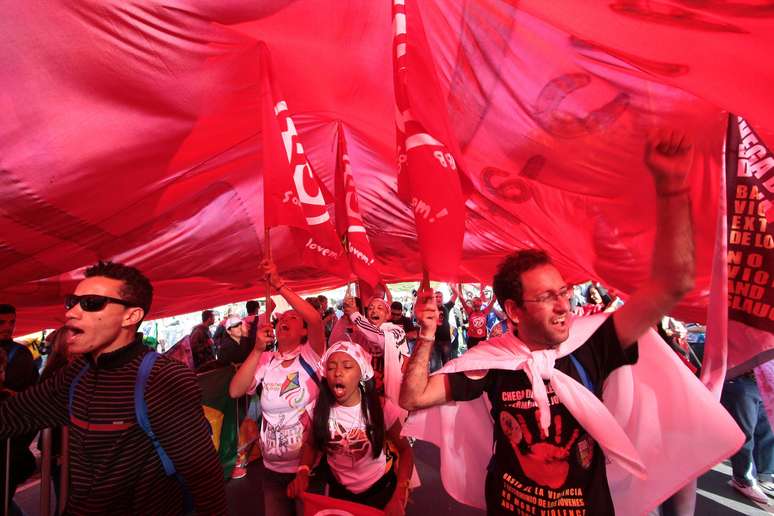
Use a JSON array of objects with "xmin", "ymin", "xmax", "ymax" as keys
[
  {"xmin": 272, "ymin": 282, "xmax": 286, "ymax": 291},
  {"xmin": 297, "ymin": 464, "xmax": 310, "ymax": 475},
  {"xmin": 417, "ymin": 335, "xmax": 434, "ymax": 342}
]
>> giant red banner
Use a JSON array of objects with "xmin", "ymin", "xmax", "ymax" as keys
[{"xmin": 2, "ymin": 2, "xmax": 774, "ymax": 333}]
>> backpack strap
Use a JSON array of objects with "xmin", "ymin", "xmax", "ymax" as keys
[
  {"xmin": 134, "ymin": 352, "xmax": 194, "ymax": 514},
  {"xmin": 6, "ymin": 343, "xmax": 21, "ymax": 364},
  {"xmin": 568, "ymin": 354, "xmax": 595, "ymax": 393},
  {"xmin": 298, "ymin": 354, "xmax": 320, "ymax": 387},
  {"xmin": 134, "ymin": 352, "xmax": 178, "ymax": 475}
]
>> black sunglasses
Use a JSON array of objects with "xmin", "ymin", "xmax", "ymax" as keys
[{"xmin": 64, "ymin": 294, "xmax": 133, "ymax": 312}]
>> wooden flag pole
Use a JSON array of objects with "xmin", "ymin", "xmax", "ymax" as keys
[{"xmin": 264, "ymin": 227, "xmax": 273, "ymax": 320}]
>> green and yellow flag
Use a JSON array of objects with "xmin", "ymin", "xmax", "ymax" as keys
[{"xmin": 198, "ymin": 366, "xmax": 239, "ymax": 480}]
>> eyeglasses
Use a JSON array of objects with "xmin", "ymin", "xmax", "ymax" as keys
[
  {"xmin": 64, "ymin": 294, "xmax": 133, "ymax": 312},
  {"xmin": 523, "ymin": 286, "xmax": 572, "ymax": 305}
]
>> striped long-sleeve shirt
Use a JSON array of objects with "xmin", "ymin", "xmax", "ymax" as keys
[{"xmin": 0, "ymin": 338, "xmax": 227, "ymax": 515}]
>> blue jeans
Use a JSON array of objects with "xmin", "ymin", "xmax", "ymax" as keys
[{"xmin": 720, "ymin": 375, "xmax": 774, "ymax": 485}]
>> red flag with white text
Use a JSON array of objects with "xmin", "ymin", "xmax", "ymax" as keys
[
  {"xmin": 392, "ymin": 0, "xmax": 465, "ymax": 280},
  {"xmin": 260, "ymin": 45, "xmax": 348, "ymax": 277},
  {"xmin": 335, "ymin": 126, "xmax": 381, "ymax": 287}
]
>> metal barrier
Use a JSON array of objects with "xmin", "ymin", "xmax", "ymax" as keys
[
  {"xmin": 3, "ymin": 438, "xmax": 9, "ymax": 516},
  {"xmin": 1, "ymin": 427, "xmax": 69, "ymax": 516}
]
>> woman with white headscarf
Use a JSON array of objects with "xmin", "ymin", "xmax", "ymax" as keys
[{"xmin": 287, "ymin": 341, "xmax": 414, "ymax": 515}]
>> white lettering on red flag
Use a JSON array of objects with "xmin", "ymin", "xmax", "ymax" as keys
[
  {"xmin": 392, "ymin": 0, "xmax": 465, "ymax": 280},
  {"xmin": 335, "ymin": 126, "xmax": 381, "ymax": 286},
  {"xmin": 259, "ymin": 44, "xmax": 347, "ymax": 277}
]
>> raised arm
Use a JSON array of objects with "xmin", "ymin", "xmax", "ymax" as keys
[
  {"xmin": 613, "ymin": 130, "xmax": 696, "ymax": 348},
  {"xmin": 229, "ymin": 324, "xmax": 274, "ymax": 398},
  {"xmin": 457, "ymin": 284, "xmax": 473, "ymax": 316},
  {"xmin": 448, "ymin": 284, "xmax": 459, "ymax": 306},
  {"xmin": 399, "ymin": 288, "xmax": 452, "ymax": 410},
  {"xmin": 380, "ymin": 280, "xmax": 394, "ymax": 304},
  {"xmin": 482, "ymin": 287, "xmax": 496, "ymax": 316},
  {"xmin": 261, "ymin": 259, "xmax": 326, "ymax": 356}
]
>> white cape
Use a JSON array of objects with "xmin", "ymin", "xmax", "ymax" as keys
[{"xmin": 402, "ymin": 314, "xmax": 744, "ymax": 514}]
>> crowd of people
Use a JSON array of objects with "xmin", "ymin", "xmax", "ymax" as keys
[{"xmin": 0, "ymin": 130, "xmax": 771, "ymax": 516}]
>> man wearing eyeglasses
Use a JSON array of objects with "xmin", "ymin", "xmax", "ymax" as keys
[
  {"xmin": 401, "ymin": 131, "xmax": 698, "ymax": 515},
  {"xmin": 0, "ymin": 261, "xmax": 227, "ymax": 515}
]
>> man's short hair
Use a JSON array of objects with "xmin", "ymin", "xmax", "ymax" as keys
[
  {"xmin": 201, "ymin": 310, "xmax": 215, "ymax": 322},
  {"xmin": 305, "ymin": 297, "xmax": 322, "ymax": 311},
  {"xmin": 245, "ymin": 300, "xmax": 259, "ymax": 315},
  {"xmin": 316, "ymin": 295, "xmax": 327, "ymax": 303},
  {"xmin": 0, "ymin": 304, "xmax": 16, "ymax": 315},
  {"xmin": 84, "ymin": 261, "xmax": 153, "ymax": 316},
  {"xmin": 493, "ymin": 249, "xmax": 551, "ymax": 308},
  {"xmin": 390, "ymin": 301, "xmax": 403, "ymax": 311}
]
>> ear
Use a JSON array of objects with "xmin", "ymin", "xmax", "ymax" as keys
[
  {"xmin": 503, "ymin": 299, "xmax": 521, "ymax": 325},
  {"xmin": 123, "ymin": 307, "xmax": 145, "ymax": 328}
]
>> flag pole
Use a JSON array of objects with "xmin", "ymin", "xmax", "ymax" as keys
[{"xmin": 264, "ymin": 227, "xmax": 273, "ymax": 321}]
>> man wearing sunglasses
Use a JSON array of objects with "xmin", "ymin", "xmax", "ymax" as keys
[
  {"xmin": 0, "ymin": 261, "xmax": 227, "ymax": 515},
  {"xmin": 400, "ymin": 131, "xmax": 721, "ymax": 515}
]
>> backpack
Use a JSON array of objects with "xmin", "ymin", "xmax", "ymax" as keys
[{"xmin": 68, "ymin": 352, "xmax": 194, "ymax": 514}]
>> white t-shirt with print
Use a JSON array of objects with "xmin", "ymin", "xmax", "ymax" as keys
[
  {"xmin": 326, "ymin": 398, "xmax": 401, "ymax": 494},
  {"xmin": 249, "ymin": 344, "xmax": 321, "ymax": 473}
]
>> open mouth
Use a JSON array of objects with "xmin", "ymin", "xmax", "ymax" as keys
[
  {"xmin": 550, "ymin": 314, "xmax": 568, "ymax": 328},
  {"xmin": 64, "ymin": 325, "xmax": 84, "ymax": 344},
  {"xmin": 332, "ymin": 382, "xmax": 347, "ymax": 398}
]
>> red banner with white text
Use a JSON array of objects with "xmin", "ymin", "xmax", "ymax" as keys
[
  {"xmin": 260, "ymin": 45, "xmax": 349, "ymax": 277},
  {"xmin": 392, "ymin": 0, "xmax": 465, "ymax": 280},
  {"xmin": 335, "ymin": 126, "xmax": 381, "ymax": 287}
]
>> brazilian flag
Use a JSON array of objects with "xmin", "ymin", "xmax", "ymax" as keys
[{"xmin": 198, "ymin": 366, "xmax": 239, "ymax": 480}]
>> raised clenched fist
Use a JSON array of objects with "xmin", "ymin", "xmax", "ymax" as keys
[{"xmin": 644, "ymin": 129, "xmax": 693, "ymax": 195}]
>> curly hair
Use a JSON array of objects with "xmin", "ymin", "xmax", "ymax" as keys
[
  {"xmin": 84, "ymin": 261, "xmax": 153, "ymax": 318},
  {"xmin": 492, "ymin": 249, "xmax": 551, "ymax": 308}
]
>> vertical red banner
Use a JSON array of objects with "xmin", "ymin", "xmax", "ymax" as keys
[
  {"xmin": 392, "ymin": 0, "xmax": 465, "ymax": 280},
  {"xmin": 259, "ymin": 44, "xmax": 349, "ymax": 277},
  {"xmin": 335, "ymin": 126, "xmax": 381, "ymax": 287}
]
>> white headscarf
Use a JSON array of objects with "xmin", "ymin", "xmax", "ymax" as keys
[{"xmin": 320, "ymin": 341, "xmax": 374, "ymax": 382}]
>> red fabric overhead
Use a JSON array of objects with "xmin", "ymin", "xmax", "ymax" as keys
[{"xmin": 2, "ymin": 1, "xmax": 774, "ymax": 335}]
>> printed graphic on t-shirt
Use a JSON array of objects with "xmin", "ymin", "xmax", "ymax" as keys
[
  {"xmin": 495, "ymin": 384, "xmax": 594, "ymax": 515},
  {"xmin": 280, "ymin": 372, "xmax": 300, "ymax": 397},
  {"xmin": 469, "ymin": 312, "xmax": 487, "ymax": 338},
  {"xmin": 262, "ymin": 411, "xmax": 308, "ymax": 461},
  {"xmin": 328, "ymin": 422, "xmax": 370, "ymax": 462}
]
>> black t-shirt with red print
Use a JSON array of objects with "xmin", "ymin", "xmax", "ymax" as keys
[{"xmin": 449, "ymin": 318, "xmax": 638, "ymax": 516}]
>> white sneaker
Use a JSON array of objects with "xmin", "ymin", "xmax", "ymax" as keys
[
  {"xmin": 729, "ymin": 478, "xmax": 770, "ymax": 504},
  {"xmin": 759, "ymin": 479, "xmax": 774, "ymax": 498}
]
